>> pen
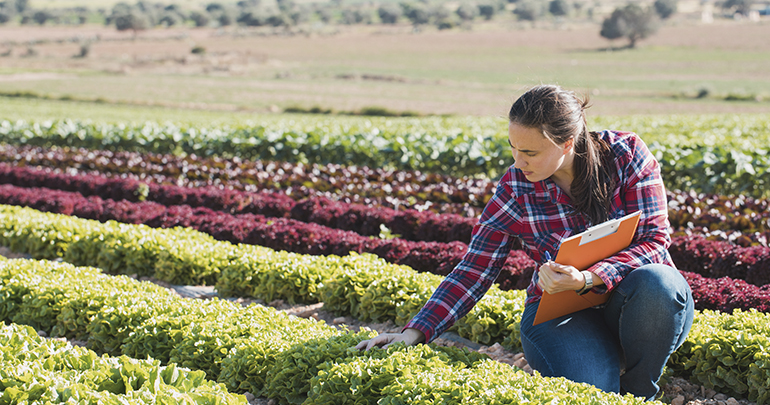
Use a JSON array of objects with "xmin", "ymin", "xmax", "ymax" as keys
[{"xmin": 544, "ymin": 251, "xmax": 552, "ymax": 263}]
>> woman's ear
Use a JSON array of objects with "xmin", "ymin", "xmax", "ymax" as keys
[{"xmin": 563, "ymin": 139, "xmax": 575, "ymax": 154}]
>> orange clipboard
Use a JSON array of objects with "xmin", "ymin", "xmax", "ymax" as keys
[{"xmin": 532, "ymin": 210, "xmax": 642, "ymax": 326}]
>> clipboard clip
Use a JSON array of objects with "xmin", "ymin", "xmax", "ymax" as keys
[{"xmin": 578, "ymin": 218, "xmax": 621, "ymax": 246}]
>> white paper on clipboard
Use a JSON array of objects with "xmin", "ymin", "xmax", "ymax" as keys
[
  {"xmin": 558, "ymin": 211, "xmax": 642, "ymax": 246},
  {"xmin": 578, "ymin": 215, "xmax": 624, "ymax": 245}
]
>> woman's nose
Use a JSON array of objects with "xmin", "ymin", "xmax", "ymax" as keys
[{"xmin": 512, "ymin": 153, "xmax": 526, "ymax": 168}]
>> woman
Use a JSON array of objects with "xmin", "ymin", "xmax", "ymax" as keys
[{"xmin": 356, "ymin": 84, "xmax": 694, "ymax": 401}]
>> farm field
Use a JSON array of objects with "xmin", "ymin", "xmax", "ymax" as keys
[
  {"xmin": 2, "ymin": 14, "xmax": 770, "ymax": 405},
  {"xmin": 1, "ymin": 21, "xmax": 770, "ymax": 117},
  {"xmin": 1, "ymin": 111, "xmax": 770, "ymax": 404}
]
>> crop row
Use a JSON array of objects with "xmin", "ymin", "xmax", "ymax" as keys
[
  {"xmin": 0, "ymin": 162, "xmax": 479, "ymax": 244},
  {"xmin": 0, "ymin": 143, "xmax": 490, "ymax": 216},
  {"xmin": 2, "ymin": 145, "xmax": 769, "ymax": 246},
  {"xmin": 0, "ymin": 183, "xmax": 533, "ymax": 290},
  {"xmin": 3, "ymin": 183, "xmax": 770, "ymax": 311},
  {"xmin": 0, "ymin": 257, "xmax": 656, "ymax": 405},
  {"xmin": 0, "ymin": 322, "xmax": 245, "ymax": 404},
  {"xmin": 1, "ymin": 163, "xmax": 769, "ymax": 287},
  {"xmin": 1, "ymin": 212, "xmax": 770, "ymax": 403},
  {"xmin": 0, "ymin": 204, "xmax": 526, "ymax": 350},
  {"xmin": 2, "ymin": 161, "xmax": 769, "ymax": 248},
  {"xmin": 1, "ymin": 117, "xmax": 769, "ymax": 196}
]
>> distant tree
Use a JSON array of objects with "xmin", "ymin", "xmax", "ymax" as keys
[
  {"xmin": 401, "ymin": 2, "xmax": 431, "ymax": 26},
  {"xmin": 114, "ymin": 11, "xmax": 150, "ymax": 33},
  {"xmin": 289, "ymin": 6, "xmax": 310, "ymax": 24},
  {"xmin": 513, "ymin": 1, "xmax": 539, "ymax": 20},
  {"xmin": 206, "ymin": 3, "xmax": 225, "ymax": 13},
  {"xmin": 159, "ymin": 11, "xmax": 183, "ymax": 26},
  {"xmin": 378, "ymin": 4, "xmax": 402, "ymax": 24},
  {"xmin": 237, "ymin": 8, "xmax": 267, "ymax": 26},
  {"xmin": 275, "ymin": 0, "xmax": 294, "ymax": 13},
  {"xmin": 217, "ymin": 10, "xmax": 234, "ymax": 25},
  {"xmin": 266, "ymin": 13, "xmax": 290, "ymax": 26},
  {"xmin": 432, "ymin": 4, "xmax": 453, "ymax": 20},
  {"xmin": 600, "ymin": 3, "xmax": 659, "ymax": 48},
  {"xmin": 164, "ymin": 4, "xmax": 185, "ymax": 14},
  {"xmin": 653, "ymin": 0, "xmax": 677, "ymax": 19},
  {"xmin": 548, "ymin": 0, "xmax": 569, "ymax": 16},
  {"xmin": 190, "ymin": 10, "xmax": 210, "ymax": 26},
  {"xmin": 315, "ymin": 7, "xmax": 333, "ymax": 23},
  {"xmin": 32, "ymin": 9, "xmax": 55, "ymax": 25},
  {"xmin": 456, "ymin": 3, "xmax": 478, "ymax": 20},
  {"xmin": 721, "ymin": 0, "xmax": 753, "ymax": 15},
  {"xmin": 0, "ymin": 10, "xmax": 12, "ymax": 23},
  {"xmin": 140, "ymin": 3, "xmax": 162, "ymax": 26},
  {"xmin": 10, "ymin": 0, "xmax": 27, "ymax": 13},
  {"xmin": 237, "ymin": 0, "xmax": 260, "ymax": 8},
  {"xmin": 111, "ymin": 1, "xmax": 132, "ymax": 16},
  {"xmin": 477, "ymin": 2, "xmax": 497, "ymax": 19},
  {"xmin": 599, "ymin": 11, "xmax": 625, "ymax": 41},
  {"xmin": 342, "ymin": 7, "xmax": 371, "ymax": 24},
  {"xmin": 134, "ymin": 1, "xmax": 150, "ymax": 12}
]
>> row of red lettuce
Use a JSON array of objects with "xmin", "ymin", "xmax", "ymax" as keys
[{"xmin": 2, "ymin": 144, "xmax": 767, "ymax": 247}]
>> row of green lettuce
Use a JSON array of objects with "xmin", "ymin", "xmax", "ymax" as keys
[
  {"xmin": 2, "ymin": 205, "xmax": 770, "ymax": 403},
  {"xmin": 1, "ymin": 116, "xmax": 769, "ymax": 196},
  {"xmin": 0, "ymin": 204, "xmax": 524, "ymax": 351},
  {"xmin": 0, "ymin": 322, "xmax": 245, "ymax": 405},
  {"xmin": 0, "ymin": 257, "xmax": 653, "ymax": 405}
]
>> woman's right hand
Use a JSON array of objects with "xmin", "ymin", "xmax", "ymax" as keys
[{"xmin": 355, "ymin": 328, "xmax": 425, "ymax": 351}]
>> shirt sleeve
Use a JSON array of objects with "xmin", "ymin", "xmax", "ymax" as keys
[
  {"xmin": 403, "ymin": 174, "xmax": 519, "ymax": 343},
  {"xmin": 588, "ymin": 135, "xmax": 674, "ymax": 294}
]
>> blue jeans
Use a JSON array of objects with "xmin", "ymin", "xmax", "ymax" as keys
[{"xmin": 519, "ymin": 264, "xmax": 694, "ymax": 401}]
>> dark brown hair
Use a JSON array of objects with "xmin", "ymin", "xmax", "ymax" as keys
[{"xmin": 508, "ymin": 84, "xmax": 616, "ymax": 224}]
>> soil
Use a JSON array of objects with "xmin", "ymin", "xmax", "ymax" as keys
[{"xmin": 0, "ymin": 248, "xmax": 756, "ymax": 405}]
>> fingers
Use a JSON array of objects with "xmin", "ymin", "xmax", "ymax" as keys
[
  {"xmin": 355, "ymin": 333, "xmax": 395, "ymax": 351},
  {"xmin": 538, "ymin": 263, "xmax": 581, "ymax": 294},
  {"xmin": 537, "ymin": 264, "xmax": 554, "ymax": 292},
  {"xmin": 550, "ymin": 263, "xmax": 577, "ymax": 275}
]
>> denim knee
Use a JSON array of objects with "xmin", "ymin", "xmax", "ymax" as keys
[{"xmin": 616, "ymin": 264, "xmax": 690, "ymax": 304}]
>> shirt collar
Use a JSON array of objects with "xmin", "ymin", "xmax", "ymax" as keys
[
  {"xmin": 533, "ymin": 178, "xmax": 573, "ymax": 206},
  {"xmin": 508, "ymin": 168, "xmax": 573, "ymax": 206}
]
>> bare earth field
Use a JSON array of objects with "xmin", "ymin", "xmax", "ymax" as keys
[{"xmin": 0, "ymin": 21, "xmax": 769, "ymax": 117}]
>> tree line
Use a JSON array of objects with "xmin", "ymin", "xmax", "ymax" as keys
[{"xmin": 0, "ymin": 0, "xmax": 760, "ymax": 48}]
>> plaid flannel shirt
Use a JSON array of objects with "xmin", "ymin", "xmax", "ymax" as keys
[{"xmin": 404, "ymin": 130, "xmax": 675, "ymax": 343}]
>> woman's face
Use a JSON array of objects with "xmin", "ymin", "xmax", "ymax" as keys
[{"xmin": 508, "ymin": 122, "xmax": 574, "ymax": 183}]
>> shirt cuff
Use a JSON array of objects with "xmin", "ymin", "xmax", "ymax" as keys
[
  {"xmin": 401, "ymin": 322, "xmax": 434, "ymax": 344},
  {"xmin": 589, "ymin": 263, "xmax": 615, "ymax": 294}
]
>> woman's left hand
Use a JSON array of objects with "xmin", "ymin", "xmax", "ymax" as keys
[{"xmin": 537, "ymin": 262, "xmax": 584, "ymax": 294}]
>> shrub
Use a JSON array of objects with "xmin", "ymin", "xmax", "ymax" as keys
[{"xmin": 378, "ymin": 3, "xmax": 402, "ymax": 23}]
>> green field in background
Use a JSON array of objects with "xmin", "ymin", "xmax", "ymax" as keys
[
  {"xmin": 1, "ymin": 23, "xmax": 769, "ymax": 117},
  {"xmin": 3, "ymin": 96, "xmax": 769, "ymax": 148}
]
